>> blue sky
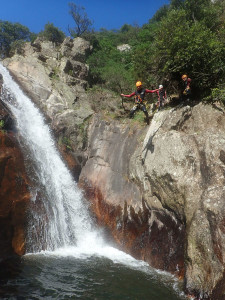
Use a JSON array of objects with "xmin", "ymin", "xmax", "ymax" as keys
[{"xmin": 1, "ymin": 0, "xmax": 170, "ymax": 34}]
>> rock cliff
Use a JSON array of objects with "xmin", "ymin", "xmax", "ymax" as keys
[
  {"xmin": 3, "ymin": 37, "xmax": 94, "ymax": 179},
  {"xmin": 79, "ymin": 104, "xmax": 225, "ymax": 299},
  {"xmin": 1, "ymin": 37, "xmax": 225, "ymax": 299},
  {"xmin": 0, "ymin": 93, "xmax": 30, "ymax": 259}
]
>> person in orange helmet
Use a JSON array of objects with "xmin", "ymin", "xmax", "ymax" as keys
[
  {"xmin": 121, "ymin": 81, "xmax": 156, "ymax": 124},
  {"xmin": 181, "ymin": 74, "xmax": 192, "ymax": 101}
]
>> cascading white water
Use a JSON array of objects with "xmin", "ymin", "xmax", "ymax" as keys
[{"xmin": 0, "ymin": 63, "xmax": 102, "ymax": 253}]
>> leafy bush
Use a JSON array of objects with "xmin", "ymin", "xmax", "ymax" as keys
[
  {"xmin": 0, "ymin": 20, "xmax": 33, "ymax": 57},
  {"xmin": 132, "ymin": 0, "xmax": 225, "ymax": 96},
  {"xmin": 154, "ymin": 10, "xmax": 225, "ymax": 90},
  {"xmin": 204, "ymin": 86, "xmax": 225, "ymax": 105},
  {"xmin": 87, "ymin": 35, "xmax": 134, "ymax": 92},
  {"xmin": 9, "ymin": 40, "xmax": 26, "ymax": 56},
  {"xmin": 86, "ymin": 0, "xmax": 223, "ymax": 98},
  {"xmin": 39, "ymin": 23, "xmax": 65, "ymax": 44},
  {"xmin": 68, "ymin": 2, "xmax": 93, "ymax": 37}
]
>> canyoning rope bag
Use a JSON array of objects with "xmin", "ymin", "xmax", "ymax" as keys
[{"xmin": 183, "ymin": 88, "xmax": 191, "ymax": 95}]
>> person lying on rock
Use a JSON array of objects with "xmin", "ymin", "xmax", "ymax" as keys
[{"xmin": 120, "ymin": 81, "xmax": 156, "ymax": 125}]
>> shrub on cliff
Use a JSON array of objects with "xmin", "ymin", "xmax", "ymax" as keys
[
  {"xmin": 86, "ymin": 0, "xmax": 225, "ymax": 100},
  {"xmin": 38, "ymin": 23, "xmax": 65, "ymax": 45},
  {"xmin": 68, "ymin": 2, "xmax": 93, "ymax": 37},
  {"xmin": 87, "ymin": 37, "xmax": 134, "ymax": 93},
  {"xmin": 0, "ymin": 20, "xmax": 34, "ymax": 57},
  {"xmin": 203, "ymin": 85, "xmax": 225, "ymax": 105},
  {"xmin": 151, "ymin": 9, "xmax": 225, "ymax": 94}
]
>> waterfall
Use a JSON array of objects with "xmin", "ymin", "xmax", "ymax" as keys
[
  {"xmin": 0, "ymin": 64, "xmax": 186, "ymax": 300},
  {"xmin": 0, "ymin": 64, "xmax": 101, "ymax": 253}
]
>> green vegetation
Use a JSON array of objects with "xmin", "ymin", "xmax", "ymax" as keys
[
  {"xmin": 61, "ymin": 136, "xmax": 72, "ymax": 150},
  {"xmin": 0, "ymin": 120, "xmax": 5, "ymax": 133},
  {"xmin": 68, "ymin": 2, "xmax": 93, "ymax": 37},
  {"xmin": 86, "ymin": 0, "xmax": 225, "ymax": 102},
  {"xmin": 39, "ymin": 23, "xmax": 65, "ymax": 44},
  {"xmin": 0, "ymin": 20, "xmax": 35, "ymax": 57},
  {"xmin": 204, "ymin": 85, "xmax": 225, "ymax": 105},
  {"xmin": 152, "ymin": 1, "xmax": 225, "ymax": 95},
  {"xmin": 87, "ymin": 35, "xmax": 134, "ymax": 93},
  {"xmin": 0, "ymin": 0, "xmax": 224, "ymax": 104},
  {"xmin": 77, "ymin": 116, "xmax": 92, "ymax": 149},
  {"xmin": 49, "ymin": 67, "xmax": 60, "ymax": 80},
  {"xmin": 9, "ymin": 40, "xmax": 26, "ymax": 56}
]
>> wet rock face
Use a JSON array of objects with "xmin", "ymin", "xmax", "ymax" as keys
[
  {"xmin": 140, "ymin": 104, "xmax": 225, "ymax": 299},
  {"xmin": 0, "ymin": 103, "xmax": 30, "ymax": 259},
  {"xmin": 79, "ymin": 103, "xmax": 225, "ymax": 299},
  {"xmin": 81, "ymin": 180, "xmax": 185, "ymax": 275},
  {"xmin": 79, "ymin": 115, "xmax": 185, "ymax": 275}
]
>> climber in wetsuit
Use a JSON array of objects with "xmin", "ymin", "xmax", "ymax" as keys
[
  {"xmin": 181, "ymin": 74, "xmax": 192, "ymax": 102},
  {"xmin": 151, "ymin": 84, "xmax": 167, "ymax": 111},
  {"xmin": 121, "ymin": 81, "xmax": 155, "ymax": 125}
]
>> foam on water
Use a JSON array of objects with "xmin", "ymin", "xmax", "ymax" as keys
[{"xmin": 25, "ymin": 245, "xmax": 186, "ymax": 299}]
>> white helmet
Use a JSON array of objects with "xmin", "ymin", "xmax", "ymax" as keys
[{"xmin": 159, "ymin": 85, "xmax": 163, "ymax": 88}]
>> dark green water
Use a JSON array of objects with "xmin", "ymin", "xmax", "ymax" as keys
[{"xmin": 0, "ymin": 253, "xmax": 186, "ymax": 300}]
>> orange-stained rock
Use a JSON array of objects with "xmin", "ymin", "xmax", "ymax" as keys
[
  {"xmin": 79, "ymin": 179, "xmax": 185, "ymax": 277},
  {"xmin": 78, "ymin": 116, "xmax": 185, "ymax": 277},
  {"xmin": 0, "ymin": 103, "xmax": 30, "ymax": 259}
]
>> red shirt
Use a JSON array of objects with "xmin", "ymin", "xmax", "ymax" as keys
[
  {"xmin": 123, "ymin": 89, "xmax": 156, "ymax": 97},
  {"xmin": 183, "ymin": 78, "xmax": 191, "ymax": 89}
]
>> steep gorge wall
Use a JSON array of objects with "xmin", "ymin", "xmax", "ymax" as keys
[
  {"xmin": 79, "ymin": 104, "xmax": 225, "ymax": 298},
  {"xmin": 1, "ymin": 38, "xmax": 225, "ymax": 299},
  {"xmin": 0, "ymin": 101, "xmax": 30, "ymax": 259},
  {"xmin": 78, "ymin": 115, "xmax": 185, "ymax": 276}
]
